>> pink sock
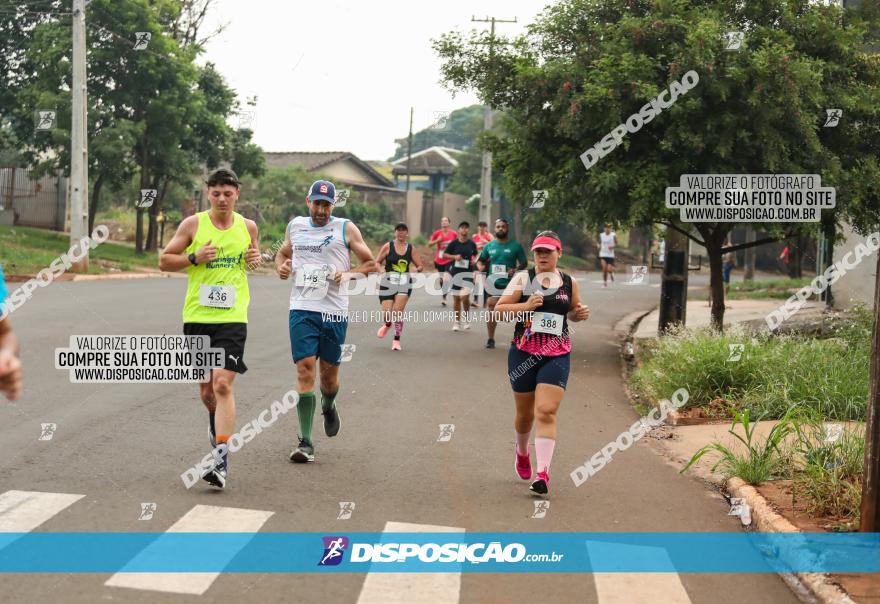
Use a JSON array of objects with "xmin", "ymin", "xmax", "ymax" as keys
[
  {"xmin": 534, "ymin": 437, "xmax": 555, "ymax": 475},
  {"xmin": 394, "ymin": 320, "xmax": 404, "ymax": 337},
  {"xmin": 515, "ymin": 431, "xmax": 530, "ymax": 455}
]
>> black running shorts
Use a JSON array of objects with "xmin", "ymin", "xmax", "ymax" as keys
[{"xmin": 183, "ymin": 322, "xmax": 248, "ymax": 374}]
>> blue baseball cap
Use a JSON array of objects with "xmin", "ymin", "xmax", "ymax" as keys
[{"xmin": 308, "ymin": 180, "xmax": 337, "ymax": 204}]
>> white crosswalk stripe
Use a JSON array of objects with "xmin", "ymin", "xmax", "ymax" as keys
[
  {"xmin": 0, "ymin": 490, "xmax": 84, "ymax": 532},
  {"xmin": 104, "ymin": 504, "xmax": 273, "ymax": 595},
  {"xmin": 356, "ymin": 521, "xmax": 465, "ymax": 604},
  {"xmin": 587, "ymin": 542, "xmax": 692, "ymax": 603}
]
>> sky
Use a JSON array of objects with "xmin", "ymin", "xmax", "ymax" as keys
[{"xmin": 200, "ymin": 0, "xmax": 548, "ymax": 161}]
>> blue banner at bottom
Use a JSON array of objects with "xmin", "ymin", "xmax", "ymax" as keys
[{"xmin": 0, "ymin": 532, "xmax": 876, "ymax": 573}]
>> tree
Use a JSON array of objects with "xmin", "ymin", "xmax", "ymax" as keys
[
  {"xmin": 435, "ymin": 0, "xmax": 880, "ymax": 329},
  {"xmin": 389, "ymin": 104, "xmax": 485, "ymax": 161},
  {"xmin": 1, "ymin": 0, "xmax": 263, "ymax": 253}
]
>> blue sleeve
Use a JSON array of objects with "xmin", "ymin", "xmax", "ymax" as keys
[{"xmin": 0, "ymin": 265, "xmax": 7, "ymax": 307}]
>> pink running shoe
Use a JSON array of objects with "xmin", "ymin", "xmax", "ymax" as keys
[
  {"xmin": 515, "ymin": 447, "xmax": 532, "ymax": 480},
  {"xmin": 377, "ymin": 323, "xmax": 390, "ymax": 338},
  {"xmin": 529, "ymin": 470, "xmax": 549, "ymax": 495},
  {"xmin": 391, "ymin": 340, "xmax": 401, "ymax": 351}
]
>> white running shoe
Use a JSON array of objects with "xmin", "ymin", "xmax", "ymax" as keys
[{"xmin": 452, "ymin": 322, "xmax": 460, "ymax": 332}]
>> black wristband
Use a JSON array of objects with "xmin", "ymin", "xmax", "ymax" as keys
[{"xmin": 188, "ymin": 253, "xmax": 198, "ymax": 266}]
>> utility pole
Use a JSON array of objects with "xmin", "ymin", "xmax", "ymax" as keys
[
  {"xmin": 658, "ymin": 225, "xmax": 689, "ymax": 334},
  {"xmin": 471, "ymin": 15, "xmax": 516, "ymax": 226},
  {"xmin": 70, "ymin": 0, "xmax": 89, "ymax": 272},
  {"xmin": 405, "ymin": 107, "xmax": 413, "ymax": 191},
  {"xmin": 861, "ymin": 252, "xmax": 880, "ymax": 531}
]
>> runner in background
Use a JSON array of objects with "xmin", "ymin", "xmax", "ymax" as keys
[
  {"xmin": 599, "ymin": 223, "xmax": 617, "ymax": 288},
  {"xmin": 375, "ymin": 223, "xmax": 423, "ymax": 351},
  {"xmin": 443, "ymin": 221, "xmax": 478, "ymax": 331},
  {"xmin": 159, "ymin": 168, "xmax": 262, "ymax": 490},
  {"xmin": 477, "ymin": 219, "xmax": 527, "ymax": 349},
  {"xmin": 471, "ymin": 221, "xmax": 494, "ymax": 308},
  {"xmin": 0, "ymin": 264, "xmax": 22, "ymax": 401},
  {"xmin": 495, "ymin": 231, "xmax": 590, "ymax": 497},
  {"xmin": 428, "ymin": 217, "xmax": 457, "ymax": 306},
  {"xmin": 276, "ymin": 179, "xmax": 378, "ymax": 463}
]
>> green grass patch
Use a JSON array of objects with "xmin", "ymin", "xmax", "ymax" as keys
[
  {"xmin": 0, "ymin": 225, "xmax": 157, "ymax": 275},
  {"xmin": 630, "ymin": 306, "xmax": 872, "ymax": 421},
  {"xmin": 556, "ymin": 254, "xmax": 591, "ymax": 270},
  {"xmin": 727, "ymin": 277, "xmax": 813, "ymax": 300}
]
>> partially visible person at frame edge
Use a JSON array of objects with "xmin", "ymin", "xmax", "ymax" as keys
[{"xmin": 0, "ymin": 264, "xmax": 23, "ymax": 400}]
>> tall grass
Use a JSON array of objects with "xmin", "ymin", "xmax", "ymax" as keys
[
  {"xmin": 681, "ymin": 408, "xmax": 797, "ymax": 484},
  {"xmin": 630, "ymin": 309, "xmax": 871, "ymax": 420}
]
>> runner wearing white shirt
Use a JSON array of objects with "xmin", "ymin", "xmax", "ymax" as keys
[
  {"xmin": 275, "ymin": 180, "xmax": 378, "ymax": 463},
  {"xmin": 599, "ymin": 223, "xmax": 617, "ymax": 288}
]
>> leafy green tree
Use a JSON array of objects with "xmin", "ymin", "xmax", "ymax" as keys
[
  {"xmin": 1, "ymin": 0, "xmax": 264, "ymax": 253},
  {"xmin": 435, "ymin": 0, "xmax": 880, "ymax": 329},
  {"xmin": 389, "ymin": 104, "xmax": 485, "ymax": 161}
]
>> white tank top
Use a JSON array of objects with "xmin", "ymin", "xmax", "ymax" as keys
[
  {"xmin": 288, "ymin": 216, "xmax": 351, "ymax": 314},
  {"xmin": 599, "ymin": 232, "xmax": 615, "ymax": 257}
]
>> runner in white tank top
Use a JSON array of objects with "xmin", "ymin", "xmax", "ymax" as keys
[
  {"xmin": 599, "ymin": 224, "xmax": 617, "ymax": 288},
  {"xmin": 275, "ymin": 180, "xmax": 377, "ymax": 464}
]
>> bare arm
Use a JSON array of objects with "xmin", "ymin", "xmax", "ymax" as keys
[
  {"xmin": 341, "ymin": 222, "xmax": 378, "ymax": 278},
  {"xmin": 494, "ymin": 272, "xmax": 543, "ymax": 316},
  {"xmin": 275, "ymin": 225, "xmax": 292, "ymax": 280},
  {"xmin": 411, "ymin": 246, "xmax": 424, "ymax": 272},
  {"xmin": 244, "ymin": 219, "xmax": 262, "ymax": 270},
  {"xmin": 159, "ymin": 216, "xmax": 213, "ymax": 272},
  {"xmin": 375, "ymin": 242, "xmax": 391, "ymax": 271},
  {"xmin": 566, "ymin": 277, "xmax": 590, "ymax": 322},
  {"xmin": 0, "ymin": 317, "xmax": 22, "ymax": 400}
]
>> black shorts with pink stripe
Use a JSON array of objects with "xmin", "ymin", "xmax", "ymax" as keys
[{"xmin": 507, "ymin": 346, "xmax": 570, "ymax": 393}]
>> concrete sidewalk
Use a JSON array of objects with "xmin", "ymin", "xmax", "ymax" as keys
[{"xmin": 632, "ymin": 299, "xmax": 825, "ymax": 340}]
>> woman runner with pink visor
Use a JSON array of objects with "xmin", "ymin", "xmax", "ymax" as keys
[{"xmin": 494, "ymin": 231, "xmax": 590, "ymax": 496}]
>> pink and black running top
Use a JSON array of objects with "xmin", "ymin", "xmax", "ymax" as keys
[{"xmin": 512, "ymin": 268, "xmax": 573, "ymax": 356}]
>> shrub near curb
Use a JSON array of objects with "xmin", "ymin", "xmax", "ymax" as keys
[{"xmin": 630, "ymin": 310, "xmax": 870, "ymax": 421}]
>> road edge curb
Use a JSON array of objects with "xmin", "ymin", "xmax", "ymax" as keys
[{"xmin": 725, "ymin": 477, "xmax": 858, "ymax": 604}]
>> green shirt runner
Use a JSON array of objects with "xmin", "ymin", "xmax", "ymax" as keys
[{"xmin": 479, "ymin": 239, "xmax": 527, "ymax": 296}]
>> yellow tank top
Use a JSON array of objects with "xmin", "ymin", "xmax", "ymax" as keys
[{"xmin": 182, "ymin": 211, "xmax": 251, "ymax": 324}]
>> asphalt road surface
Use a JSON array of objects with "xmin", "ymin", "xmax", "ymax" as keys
[{"xmin": 0, "ymin": 269, "xmax": 799, "ymax": 603}]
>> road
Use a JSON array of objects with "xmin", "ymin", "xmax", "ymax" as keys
[{"xmin": 0, "ymin": 269, "xmax": 799, "ymax": 603}]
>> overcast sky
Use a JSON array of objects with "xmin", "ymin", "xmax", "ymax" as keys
[{"xmin": 201, "ymin": 0, "xmax": 548, "ymax": 161}]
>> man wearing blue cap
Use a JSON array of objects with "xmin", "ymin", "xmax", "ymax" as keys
[
  {"xmin": 275, "ymin": 180, "xmax": 377, "ymax": 463},
  {"xmin": 0, "ymin": 264, "xmax": 22, "ymax": 400}
]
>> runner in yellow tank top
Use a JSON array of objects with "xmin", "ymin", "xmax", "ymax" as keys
[{"xmin": 159, "ymin": 168, "xmax": 262, "ymax": 490}]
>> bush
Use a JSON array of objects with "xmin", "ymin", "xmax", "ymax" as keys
[
  {"xmin": 788, "ymin": 418, "xmax": 864, "ymax": 526},
  {"xmin": 681, "ymin": 408, "xmax": 797, "ymax": 484},
  {"xmin": 630, "ymin": 308, "xmax": 872, "ymax": 420}
]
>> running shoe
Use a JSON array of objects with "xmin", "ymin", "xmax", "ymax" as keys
[
  {"xmin": 463, "ymin": 321, "xmax": 471, "ymax": 330},
  {"xmin": 289, "ymin": 437, "xmax": 315, "ymax": 463},
  {"xmin": 203, "ymin": 462, "xmax": 227, "ymax": 489},
  {"xmin": 485, "ymin": 339, "xmax": 495, "ymax": 349},
  {"xmin": 529, "ymin": 470, "xmax": 549, "ymax": 495},
  {"xmin": 515, "ymin": 446, "xmax": 532, "ymax": 480},
  {"xmin": 452, "ymin": 322, "xmax": 460, "ymax": 332},
  {"xmin": 377, "ymin": 323, "xmax": 390, "ymax": 338},
  {"xmin": 322, "ymin": 405, "xmax": 340, "ymax": 437},
  {"xmin": 391, "ymin": 340, "xmax": 402, "ymax": 351}
]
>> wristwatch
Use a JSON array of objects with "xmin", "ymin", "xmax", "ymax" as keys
[{"xmin": 188, "ymin": 253, "xmax": 198, "ymax": 266}]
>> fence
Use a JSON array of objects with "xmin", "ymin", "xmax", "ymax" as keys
[{"xmin": 0, "ymin": 167, "xmax": 67, "ymax": 230}]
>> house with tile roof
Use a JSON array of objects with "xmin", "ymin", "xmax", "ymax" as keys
[{"xmin": 390, "ymin": 146, "xmax": 464, "ymax": 192}]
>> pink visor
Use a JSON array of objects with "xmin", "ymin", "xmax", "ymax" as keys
[{"xmin": 531, "ymin": 236, "xmax": 561, "ymax": 252}]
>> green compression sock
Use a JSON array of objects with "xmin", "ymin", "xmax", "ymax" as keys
[
  {"xmin": 297, "ymin": 392, "xmax": 316, "ymax": 442},
  {"xmin": 320, "ymin": 388, "xmax": 338, "ymax": 413}
]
